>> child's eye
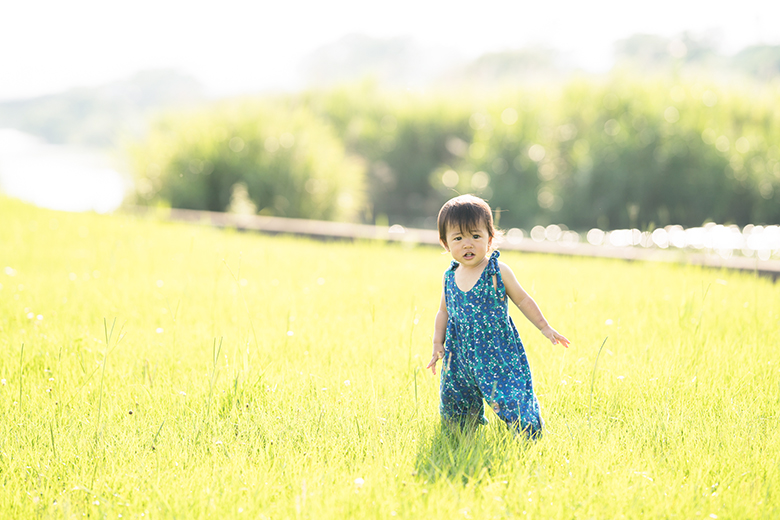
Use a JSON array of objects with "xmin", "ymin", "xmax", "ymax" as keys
[{"xmin": 473, "ymin": 234, "xmax": 481, "ymax": 239}]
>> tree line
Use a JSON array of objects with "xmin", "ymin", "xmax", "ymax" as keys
[{"xmin": 130, "ymin": 78, "xmax": 780, "ymax": 230}]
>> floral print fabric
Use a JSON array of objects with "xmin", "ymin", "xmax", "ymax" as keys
[{"xmin": 440, "ymin": 250, "xmax": 543, "ymax": 437}]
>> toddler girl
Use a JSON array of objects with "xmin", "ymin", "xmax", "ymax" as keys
[{"xmin": 427, "ymin": 194, "xmax": 570, "ymax": 438}]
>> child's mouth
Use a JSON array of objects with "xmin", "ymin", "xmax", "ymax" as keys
[{"xmin": 464, "ymin": 253, "xmax": 474, "ymax": 259}]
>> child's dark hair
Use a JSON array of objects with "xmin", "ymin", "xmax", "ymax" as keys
[{"xmin": 437, "ymin": 194, "xmax": 498, "ymax": 247}]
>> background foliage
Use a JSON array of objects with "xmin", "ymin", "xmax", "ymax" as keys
[
  {"xmin": 130, "ymin": 101, "xmax": 364, "ymax": 221},
  {"xmin": 130, "ymin": 78, "xmax": 780, "ymax": 230}
]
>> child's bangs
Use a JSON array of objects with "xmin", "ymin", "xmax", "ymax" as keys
[{"xmin": 445, "ymin": 204, "xmax": 489, "ymax": 236}]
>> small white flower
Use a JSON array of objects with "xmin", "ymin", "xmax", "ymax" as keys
[
  {"xmin": 344, "ymin": 380, "xmax": 351, "ymax": 386},
  {"xmin": 1, "ymin": 379, "xmax": 6, "ymax": 385},
  {"xmin": 605, "ymin": 319, "xmax": 613, "ymax": 326},
  {"xmin": 156, "ymin": 328, "xmax": 164, "ymax": 334},
  {"xmin": 354, "ymin": 477, "xmax": 364, "ymax": 488},
  {"xmin": 287, "ymin": 331, "xmax": 294, "ymax": 336}
]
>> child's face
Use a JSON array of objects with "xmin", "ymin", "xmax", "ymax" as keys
[{"xmin": 444, "ymin": 223, "xmax": 492, "ymax": 267}]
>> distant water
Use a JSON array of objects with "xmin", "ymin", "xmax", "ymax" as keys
[{"xmin": 0, "ymin": 128, "xmax": 128, "ymax": 213}]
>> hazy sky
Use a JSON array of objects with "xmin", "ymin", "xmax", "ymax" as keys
[{"xmin": 1, "ymin": 0, "xmax": 778, "ymax": 101}]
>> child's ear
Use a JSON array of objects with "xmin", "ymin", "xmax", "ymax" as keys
[{"xmin": 440, "ymin": 240, "xmax": 450, "ymax": 252}]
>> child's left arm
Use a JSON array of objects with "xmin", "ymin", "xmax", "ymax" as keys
[{"xmin": 499, "ymin": 262, "xmax": 570, "ymax": 348}]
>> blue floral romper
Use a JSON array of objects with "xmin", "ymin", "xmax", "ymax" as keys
[{"xmin": 440, "ymin": 250, "xmax": 543, "ymax": 437}]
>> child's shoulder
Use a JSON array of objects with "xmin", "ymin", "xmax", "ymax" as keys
[{"xmin": 497, "ymin": 259, "xmax": 518, "ymax": 279}]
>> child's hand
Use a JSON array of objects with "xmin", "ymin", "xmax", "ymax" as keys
[
  {"xmin": 541, "ymin": 326, "xmax": 570, "ymax": 348},
  {"xmin": 427, "ymin": 345, "xmax": 445, "ymax": 375}
]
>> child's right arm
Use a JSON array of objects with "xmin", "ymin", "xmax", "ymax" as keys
[{"xmin": 427, "ymin": 275, "xmax": 448, "ymax": 375}]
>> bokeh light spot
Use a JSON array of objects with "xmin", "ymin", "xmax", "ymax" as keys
[
  {"xmin": 664, "ymin": 107, "xmax": 680, "ymax": 123},
  {"xmin": 441, "ymin": 169, "xmax": 459, "ymax": 188},
  {"xmin": 530, "ymin": 226, "xmax": 546, "ymax": 241},
  {"xmin": 603, "ymin": 93, "xmax": 619, "ymax": 110},
  {"xmin": 507, "ymin": 228, "xmax": 524, "ymax": 244},
  {"xmin": 491, "ymin": 157, "xmax": 508, "ymax": 175},
  {"xmin": 537, "ymin": 189, "xmax": 555, "ymax": 209},
  {"xmin": 545, "ymin": 224, "xmax": 562, "ymax": 241},
  {"xmin": 445, "ymin": 137, "xmax": 468, "ymax": 157},
  {"xmin": 701, "ymin": 128, "xmax": 716, "ymax": 145},
  {"xmin": 469, "ymin": 112, "xmax": 487, "ymax": 130},
  {"xmin": 501, "ymin": 108, "xmax": 518, "ymax": 125},
  {"xmin": 528, "ymin": 144, "xmax": 545, "ymax": 162},
  {"xmin": 556, "ymin": 124, "xmax": 577, "ymax": 141},
  {"xmin": 279, "ymin": 133, "xmax": 295, "ymax": 148},
  {"xmin": 652, "ymin": 228, "xmax": 669, "ymax": 248},
  {"xmin": 587, "ymin": 229, "xmax": 605, "ymax": 246},
  {"xmin": 471, "ymin": 171, "xmax": 490, "ymax": 190},
  {"xmin": 604, "ymin": 119, "xmax": 621, "ymax": 136},
  {"xmin": 229, "ymin": 137, "xmax": 245, "ymax": 153}
]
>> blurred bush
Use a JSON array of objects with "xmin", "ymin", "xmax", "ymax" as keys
[
  {"xmin": 130, "ymin": 79, "xmax": 780, "ymax": 229},
  {"xmin": 129, "ymin": 101, "xmax": 364, "ymax": 221},
  {"xmin": 298, "ymin": 83, "xmax": 474, "ymax": 227}
]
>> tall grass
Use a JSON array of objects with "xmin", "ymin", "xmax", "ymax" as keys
[{"xmin": 0, "ymin": 195, "xmax": 778, "ymax": 518}]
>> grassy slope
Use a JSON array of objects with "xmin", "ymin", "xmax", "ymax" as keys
[{"xmin": 0, "ymin": 196, "xmax": 778, "ymax": 519}]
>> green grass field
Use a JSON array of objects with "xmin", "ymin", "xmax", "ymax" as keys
[{"xmin": 1, "ymin": 196, "xmax": 778, "ymax": 519}]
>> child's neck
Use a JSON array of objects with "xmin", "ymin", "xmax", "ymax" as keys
[{"xmin": 457, "ymin": 255, "xmax": 490, "ymax": 274}]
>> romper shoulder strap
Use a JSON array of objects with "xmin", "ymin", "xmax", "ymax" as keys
[
  {"xmin": 486, "ymin": 250, "xmax": 506, "ymax": 300},
  {"xmin": 444, "ymin": 260, "xmax": 458, "ymax": 294}
]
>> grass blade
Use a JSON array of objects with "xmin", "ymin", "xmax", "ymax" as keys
[{"xmin": 589, "ymin": 336, "xmax": 608, "ymax": 427}]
